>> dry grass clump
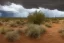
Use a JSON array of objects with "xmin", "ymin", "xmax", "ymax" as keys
[
  {"xmin": 15, "ymin": 20, "xmax": 26, "ymax": 25},
  {"xmin": 9, "ymin": 21, "xmax": 18, "ymax": 27},
  {"xmin": 52, "ymin": 20, "xmax": 59, "ymax": 23},
  {"xmin": 9, "ymin": 20, "xmax": 26, "ymax": 27},
  {"xmin": 51, "ymin": 18, "xmax": 59, "ymax": 23},
  {"xmin": 25, "ymin": 24, "xmax": 46, "ymax": 38},
  {"xmin": 5, "ymin": 31, "xmax": 20, "ymax": 42},
  {"xmin": 15, "ymin": 29, "xmax": 22, "ymax": 35},
  {"xmin": 10, "ymin": 23, "xmax": 18, "ymax": 27},
  {"xmin": 0, "ymin": 28, "xmax": 14, "ymax": 34},
  {"xmin": 0, "ymin": 21, "xmax": 3, "ymax": 25},
  {"xmin": 45, "ymin": 23, "xmax": 52, "ymax": 28},
  {"xmin": 59, "ymin": 29, "xmax": 64, "ymax": 38}
]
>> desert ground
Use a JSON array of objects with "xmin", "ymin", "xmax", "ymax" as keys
[{"xmin": 0, "ymin": 18, "xmax": 63, "ymax": 43}]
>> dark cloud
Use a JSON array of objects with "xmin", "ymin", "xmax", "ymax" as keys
[
  {"xmin": 0, "ymin": 3, "xmax": 64, "ymax": 17},
  {"xmin": 0, "ymin": 0, "xmax": 64, "ymax": 10}
]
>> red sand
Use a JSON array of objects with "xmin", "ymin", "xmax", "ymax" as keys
[{"xmin": 0, "ymin": 22, "xmax": 64, "ymax": 43}]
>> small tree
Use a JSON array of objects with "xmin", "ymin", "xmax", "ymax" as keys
[{"xmin": 28, "ymin": 11, "xmax": 45, "ymax": 25}]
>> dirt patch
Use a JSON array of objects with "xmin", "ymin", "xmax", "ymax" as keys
[{"xmin": 0, "ymin": 20, "xmax": 64, "ymax": 43}]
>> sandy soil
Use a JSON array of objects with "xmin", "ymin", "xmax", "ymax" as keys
[{"xmin": 0, "ymin": 20, "xmax": 64, "ymax": 43}]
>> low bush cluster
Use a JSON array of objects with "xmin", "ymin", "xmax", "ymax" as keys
[
  {"xmin": 5, "ymin": 31, "xmax": 20, "ymax": 42},
  {"xmin": 45, "ymin": 23, "xmax": 52, "ymax": 28},
  {"xmin": 0, "ymin": 28, "xmax": 21, "ymax": 42},
  {"xmin": 0, "ymin": 28, "xmax": 13, "ymax": 34},
  {"xmin": 59, "ymin": 29, "xmax": 64, "ymax": 38},
  {"xmin": 25, "ymin": 24, "xmax": 46, "ymax": 38}
]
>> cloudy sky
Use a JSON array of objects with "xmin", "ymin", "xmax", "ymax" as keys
[
  {"xmin": 0, "ymin": 2, "xmax": 64, "ymax": 17},
  {"xmin": 0, "ymin": 0, "xmax": 64, "ymax": 10}
]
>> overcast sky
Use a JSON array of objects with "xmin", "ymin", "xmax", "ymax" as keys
[
  {"xmin": 0, "ymin": 0, "xmax": 64, "ymax": 10},
  {"xmin": 0, "ymin": 3, "xmax": 64, "ymax": 17}
]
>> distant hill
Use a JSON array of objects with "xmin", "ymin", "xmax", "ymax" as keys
[{"xmin": 0, "ymin": 10, "xmax": 14, "ymax": 17}]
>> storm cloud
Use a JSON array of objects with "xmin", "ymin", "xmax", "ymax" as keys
[
  {"xmin": 0, "ymin": 3, "xmax": 64, "ymax": 17},
  {"xmin": 0, "ymin": 0, "xmax": 64, "ymax": 11}
]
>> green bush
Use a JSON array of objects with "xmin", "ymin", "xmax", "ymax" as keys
[
  {"xmin": 25, "ymin": 24, "xmax": 46, "ymax": 38},
  {"xmin": 27, "ymin": 11, "xmax": 45, "ymax": 25},
  {"xmin": 5, "ymin": 31, "xmax": 20, "ymax": 42}
]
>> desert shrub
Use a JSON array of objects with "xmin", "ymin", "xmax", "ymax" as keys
[
  {"xmin": 16, "ymin": 29, "xmax": 22, "ymax": 35},
  {"xmin": 15, "ymin": 20, "xmax": 25, "ymax": 25},
  {"xmin": 10, "ymin": 23, "xmax": 17, "ymax": 27},
  {"xmin": 45, "ymin": 18, "xmax": 51, "ymax": 22},
  {"xmin": 45, "ymin": 23, "xmax": 52, "ymax": 28},
  {"xmin": 59, "ymin": 29, "xmax": 64, "ymax": 33},
  {"xmin": 39, "ymin": 27, "xmax": 46, "ymax": 34},
  {"xmin": 4, "ymin": 19, "xmax": 9, "ymax": 22},
  {"xmin": 59, "ymin": 29, "xmax": 64, "ymax": 38},
  {"xmin": 25, "ymin": 24, "xmax": 46, "ymax": 38},
  {"xmin": 51, "ymin": 18, "xmax": 59, "ymax": 23},
  {"xmin": 9, "ymin": 20, "xmax": 25, "ymax": 27},
  {"xmin": 27, "ymin": 11, "xmax": 45, "ymax": 25},
  {"xmin": 5, "ymin": 31, "xmax": 20, "ymax": 42},
  {"xmin": 16, "ymin": 20, "xmax": 22, "ymax": 24},
  {"xmin": 8, "ymin": 20, "xmax": 17, "ymax": 27},
  {"xmin": 2, "ymin": 19, "xmax": 9, "ymax": 22},
  {"xmin": 0, "ymin": 28, "xmax": 14, "ymax": 34},
  {"xmin": 52, "ymin": 20, "xmax": 59, "ymax": 23},
  {"xmin": 0, "ymin": 21, "xmax": 3, "ymax": 25}
]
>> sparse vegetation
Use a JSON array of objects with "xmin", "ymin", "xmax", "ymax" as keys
[
  {"xmin": 10, "ymin": 23, "xmax": 18, "ymax": 27},
  {"xmin": 0, "ymin": 28, "xmax": 14, "ymax": 34},
  {"xmin": 59, "ymin": 29, "xmax": 64, "ymax": 33},
  {"xmin": 51, "ymin": 18, "xmax": 59, "ymax": 23},
  {"xmin": 25, "ymin": 24, "xmax": 46, "ymax": 38},
  {"xmin": 5, "ymin": 31, "xmax": 20, "ymax": 42},
  {"xmin": 0, "ymin": 17, "xmax": 63, "ymax": 43},
  {"xmin": 9, "ymin": 20, "xmax": 26, "ymax": 27},
  {"xmin": 59, "ymin": 29, "xmax": 64, "ymax": 38},
  {"xmin": 0, "ymin": 21, "xmax": 3, "ymax": 25},
  {"xmin": 45, "ymin": 18, "xmax": 51, "ymax": 22},
  {"xmin": 16, "ymin": 29, "xmax": 22, "ymax": 35},
  {"xmin": 52, "ymin": 20, "xmax": 59, "ymax": 23},
  {"xmin": 27, "ymin": 11, "xmax": 45, "ymax": 25},
  {"xmin": 15, "ymin": 20, "xmax": 26, "ymax": 25},
  {"xmin": 45, "ymin": 23, "xmax": 52, "ymax": 28}
]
